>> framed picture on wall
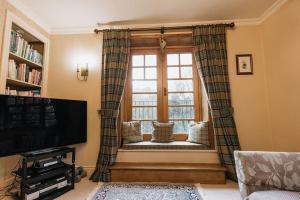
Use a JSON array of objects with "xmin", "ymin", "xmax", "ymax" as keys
[{"xmin": 236, "ymin": 54, "xmax": 253, "ymax": 75}]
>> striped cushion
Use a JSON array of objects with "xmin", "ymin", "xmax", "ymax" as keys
[
  {"xmin": 122, "ymin": 121, "xmax": 143, "ymax": 144},
  {"xmin": 151, "ymin": 121, "xmax": 174, "ymax": 143},
  {"xmin": 187, "ymin": 121, "xmax": 210, "ymax": 146}
]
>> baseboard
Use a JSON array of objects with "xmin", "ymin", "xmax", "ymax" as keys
[{"xmin": 82, "ymin": 166, "xmax": 96, "ymax": 177}]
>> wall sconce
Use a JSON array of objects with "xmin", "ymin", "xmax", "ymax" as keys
[{"xmin": 77, "ymin": 63, "xmax": 89, "ymax": 81}]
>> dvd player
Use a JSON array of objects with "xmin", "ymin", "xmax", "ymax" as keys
[
  {"xmin": 33, "ymin": 156, "xmax": 63, "ymax": 169},
  {"xmin": 25, "ymin": 174, "xmax": 72, "ymax": 200}
]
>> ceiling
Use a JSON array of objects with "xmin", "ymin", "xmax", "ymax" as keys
[{"xmin": 8, "ymin": 0, "xmax": 285, "ymax": 34}]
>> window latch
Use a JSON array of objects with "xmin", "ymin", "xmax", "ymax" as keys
[{"xmin": 164, "ymin": 88, "xmax": 167, "ymax": 96}]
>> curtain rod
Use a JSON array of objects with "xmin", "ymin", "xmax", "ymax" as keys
[{"xmin": 94, "ymin": 22, "xmax": 235, "ymax": 34}]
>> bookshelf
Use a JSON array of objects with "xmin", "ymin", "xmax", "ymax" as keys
[{"xmin": 0, "ymin": 11, "xmax": 49, "ymax": 97}]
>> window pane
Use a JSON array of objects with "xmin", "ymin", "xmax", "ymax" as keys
[
  {"xmin": 168, "ymin": 67, "xmax": 179, "ymax": 79},
  {"xmin": 168, "ymin": 80, "xmax": 193, "ymax": 92},
  {"xmin": 141, "ymin": 121, "xmax": 154, "ymax": 133},
  {"xmin": 181, "ymin": 67, "xmax": 193, "ymax": 78},
  {"xmin": 132, "ymin": 68, "xmax": 144, "ymax": 79},
  {"xmin": 169, "ymin": 107, "xmax": 194, "ymax": 119},
  {"xmin": 145, "ymin": 55, "xmax": 157, "ymax": 66},
  {"xmin": 172, "ymin": 120, "xmax": 190, "ymax": 133},
  {"xmin": 145, "ymin": 68, "xmax": 157, "ymax": 79},
  {"xmin": 132, "ymin": 107, "xmax": 157, "ymax": 120},
  {"xmin": 168, "ymin": 93, "xmax": 194, "ymax": 106},
  {"xmin": 180, "ymin": 53, "xmax": 192, "ymax": 65},
  {"xmin": 132, "ymin": 81, "xmax": 157, "ymax": 92},
  {"xmin": 133, "ymin": 94, "xmax": 157, "ymax": 106},
  {"xmin": 132, "ymin": 55, "xmax": 144, "ymax": 66},
  {"xmin": 167, "ymin": 54, "xmax": 179, "ymax": 65}
]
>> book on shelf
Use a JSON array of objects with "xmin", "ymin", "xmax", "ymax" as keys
[
  {"xmin": 5, "ymin": 87, "xmax": 40, "ymax": 97},
  {"xmin": 8, "ymin": 59, "xmax": 42, "ymax": 85},
  {"xmin": 10, "ymin": 30, "xmax": 43, "ymax": 65}
]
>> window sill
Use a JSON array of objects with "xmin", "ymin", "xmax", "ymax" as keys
[
  {"xmin": 118, "ymin": 148, "xmax": 217, "ymax": 153},
  {"xmin": 121, "ymin": 141, "xmax": 210, "ymax": 151}
]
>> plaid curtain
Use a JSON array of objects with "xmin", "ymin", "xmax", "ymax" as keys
[
  {"xmin": 90, "ymin": 30, "xmax": 130, "ymax": 182},
  {"xmin": 193, "ymin": 25, "xmax": 241, "ymax": 181}
]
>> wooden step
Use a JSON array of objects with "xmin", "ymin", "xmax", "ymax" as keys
[{"xmin": 110, "ymin": 163, "xmax": 226, "ymax": 184}]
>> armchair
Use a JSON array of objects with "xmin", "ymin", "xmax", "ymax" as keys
[{"xmin": 234, "ymin": 151, "xmax": 300, "ymax": 200}]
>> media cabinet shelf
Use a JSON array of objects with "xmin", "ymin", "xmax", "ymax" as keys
[
  {"xmin": 15, "ymin": 163, "xmax": 73, "ymax": 184},
  {"xmin": 16, "ymin": 147, "xmax": 76, "ymax": 200}
]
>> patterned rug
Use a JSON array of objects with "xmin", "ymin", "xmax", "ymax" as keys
[{"xmin": 92, "ymin": 183, "xmax": 203, "ymax": 200}]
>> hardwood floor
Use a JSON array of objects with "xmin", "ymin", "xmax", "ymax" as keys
[{"xmin": 110, "ymin": 162, "xmax": 226, "ymax": 184}]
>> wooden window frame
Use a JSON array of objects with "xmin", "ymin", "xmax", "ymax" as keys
[
  {"xmin": 124, "ymin": 47, "xmax": 203, "ymax": 138},
  {"xmin": 163, "ymin": 48, "xmax": 202, "ymax": 125}
]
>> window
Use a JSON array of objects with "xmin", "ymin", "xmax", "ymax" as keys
[
  {"xmin": 124, "ymin": 48, "xmax": 202, "ymax": 134},
  {"xmin": 131, "ymin": 54, "xmax": 158, "ymax": 133},
  {"xmin": 167, "ymin": 53, "xmax": 196, "ymax": 133}
]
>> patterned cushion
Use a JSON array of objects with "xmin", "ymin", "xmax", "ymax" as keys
[
  {"xmin": 151, "ymin": 122, "xmax": 174, "ymax": 143},
  {"xmin": 248, "ymin": 191, "xmax": 300, "ymax": 200},
  {"xmin": 234, "ymin": 151, "xmax": 300, "ymax": 199},
  {"xmin": 186, "ymin": 121, "xmax": 210, "ymax": 146},
  {"xmin": 122, "ymin": 121, "xmax": 143, "ymax": 144}
]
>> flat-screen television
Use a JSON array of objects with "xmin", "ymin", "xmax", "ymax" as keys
[{"xmin": 0, "ymin": 95, "xmax": 87, "ymax": 157}]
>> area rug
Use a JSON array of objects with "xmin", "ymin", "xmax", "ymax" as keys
[{"xmin": 91, "ymin": 183, "xmax": 203, "ymax": 200}]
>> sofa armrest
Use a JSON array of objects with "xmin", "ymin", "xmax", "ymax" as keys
[{"xmin": 234, "ymin": 151, "xmax": 300, "ymax": 199}]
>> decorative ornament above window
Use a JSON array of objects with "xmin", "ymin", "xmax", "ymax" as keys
[{"xmin": 159, "ymin": 27, "xmax": 167, "ymax": 54}]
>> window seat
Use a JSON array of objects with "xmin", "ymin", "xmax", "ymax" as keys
[{"xmin": 121, "ymin": 141, "xmax": 209, "ymax": 150}]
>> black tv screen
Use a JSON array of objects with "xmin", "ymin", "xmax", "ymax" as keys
[{"xmin": 0, "ymin": 95, "xmax": 87, "ymax": 157}]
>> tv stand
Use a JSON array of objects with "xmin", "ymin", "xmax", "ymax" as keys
[
  {"xmin": 14, "ymin": 147, "xmax": 76, "ymax": 200},
  {"xmin": 23, "ymin": 147, "xmax": 68, "ymax": 156}
]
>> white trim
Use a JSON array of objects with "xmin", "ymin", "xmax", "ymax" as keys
[
  {"xmin": 50, "ymin": 26, "xmax": 96, "ymax": 35},
  {"xmin": 50, "ymin": 19, "xmax": 259, "ymax": 35},
  {"xmin": 7, "ymin": 0, "xmax": 51, "ymax": 33},
  {"xmin": 50, "ymin": 0, "xmax": 289, "ymax": 34},
  {"xmin": 7, "ymin": 0, "xmax": 288, "ymax": 35},
  {"xmin": 258, "ymin": 0, "xmax": 289, "ymax": 23}
]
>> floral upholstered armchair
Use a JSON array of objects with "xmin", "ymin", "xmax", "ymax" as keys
[{"xmin": 234, "ymin": 151, "xmax": 300, "ymax": 200}]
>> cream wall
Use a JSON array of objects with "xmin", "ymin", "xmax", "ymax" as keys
[
  {"xmin": 0, "ymin": 0, "xmax": 49, "ymax": 183},
  {"xmin": 261, "ymin": 0, "xmax": 300, "ymax": 151},
  {"xmin": 47, "ymin": 34, "xmax": 102, "ymax": 171},
  {"xmin": 227, "ymin": 26, "xmax": 273, "ymax": 151}
]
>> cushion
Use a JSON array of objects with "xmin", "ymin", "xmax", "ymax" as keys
[
  {"xmin": 247, "ymin": 191, "xmax": 300, "ymax": 200},
  {"xmin": 151, "ymin": 121, "xmax": 174, "ymax": 143},
  {"xmin": 122, "ymin": 121, "xmax": 143, "ymax": 144},
  {"xmin": 122, "ymin": 141, "xmax": 209, "ymax": 150},
  {"xmin": 187, "ymin": 121, "xmax": 210, "ymax": 146}
]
